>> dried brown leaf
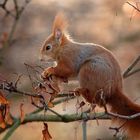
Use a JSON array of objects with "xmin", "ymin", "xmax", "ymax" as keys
[
  {"xmin": 47, "ymin": 102, "xmax": 54, "ymax": 108},
  {"xmin": 49, "ymin": 82, "xmax": 60, "ymax": 93},
  {"xmin": 0, "ymin": 110, "xmax": 6, "ymax": 129},
  {"xmin": 4, "ymin": 105, "xmax": 13, "ymax": 125},
  {"xmin": 42, "ymin": 123, "xmax": 52, "ymax": 140},
  {"xmin": 44, "ymin": 76, "xmax": 60, "ymax": 93},
  {"xmin": 0, "ymin": 91, "xmax": 9, "ymax": 105},
  {"xmin": 35, "ymin": 84, "xmax": 52, "ymax": 103},
  {"xmin": 0, "ymin": 91, "xmax": 13, "ymax": 128}
]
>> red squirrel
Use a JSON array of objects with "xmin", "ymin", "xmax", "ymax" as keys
[{"xmin": 40, "ymin": 13, "xmax": 140, "ymax": 139}]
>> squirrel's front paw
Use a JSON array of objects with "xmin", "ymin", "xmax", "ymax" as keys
[{"xmin": 41, "ymin": 67, "xmax": 55, "ymax": 79}]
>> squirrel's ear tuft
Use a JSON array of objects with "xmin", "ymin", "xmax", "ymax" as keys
[{"xmin": 52, "ymin": 13, "xmax": 68, "ymax": 41}]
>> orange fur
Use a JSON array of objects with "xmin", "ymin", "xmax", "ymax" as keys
[
  {"xmin": 109, "ymin": 90, "xmax": 140, "ymax": 140},
  {"xmin": 41, "ymin": 13, "xmax": 140, "ymax": 139},
  {"xmin": 52, "ymin": 12, "xmax": 68, "ymax": 35}
]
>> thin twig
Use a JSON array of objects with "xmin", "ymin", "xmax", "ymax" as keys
[
  {"xmin": 14, "ymin": 74, "xmax": 23, "ymax": 88},
  {"xmin": 123, "ymin": 55, "xmax": 140, "ymax": 78},
  {"xmin": 126, "ymin": 1, "xmax": 140, "ymax": 12},
  {"xmin": 0, "ymin": 82, "xmax": 41, "ymax": 98},
  {"xmin": 13, "ymin": 0, "xmax": 19, "ymax": 18},
  {"xmin": 39, "ymin": 99, "xmax": 63, "ymax": 119},
  {"xmin": 107, "ymin": 110, "xmax": 140, "ymax": 120},
  {"xmin": 56, "ymin": 93, "xmax": 75, "ymax": 98},
  {"xmin": 26, "ymin": 96, "xmax": 75, "ymax": 115},
  {"xmin": 109, "ymin": 121, "xmax": 127, "ymax": 137},
  {"xmin": 0, "ymin": 0, "xmax": 14, "ymax": 17}
]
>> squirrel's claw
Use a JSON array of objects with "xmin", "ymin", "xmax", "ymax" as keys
[{"xmin": 41, "ymin": 67, "xmax": 54, "ymax": 80}]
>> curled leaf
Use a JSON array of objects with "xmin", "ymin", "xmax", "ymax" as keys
[
  {"xmin": 0, "ymin": 91, "xmax": 11, "ymax": 128},
  {"xmin": 44, "ymin": 76, "xmax": 60, "ymax": 93},
  {"xmin": 42, "ymin": 123, "xmax": 52, "ymax": 140},
  {"xmin": 34, "ymin": 75, "xmax": 62, "ymax": 109},
  {"xmin": 4, "ymin": 105, "xmax": 13, "ymax": 125},
  {"xmin": 47, "ymin": 102, "xmax": 54, "ymax": 108},
  {"xmin": 35, "ymin": 80, "xmax": 59, "ymax": 105},
  {"xmin": 0, "ymin": 110, "xmax": 6, "ymax": 129},
  {"xmin": 35, "ymin": 84, "xmax": 52, "ymax": 104},
  {"xmin": 0, "ymin": 91, "xmax": 9, "ymax": 105}
]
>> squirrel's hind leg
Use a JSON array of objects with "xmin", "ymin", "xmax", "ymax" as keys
[{"xmin": 78, "ymin": 57, "xmax": 115, "ymax": 105}]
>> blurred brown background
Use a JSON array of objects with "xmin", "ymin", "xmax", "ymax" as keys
[{"xmin": 0, "ymin": 0, "xmax": 140, "ymax": 139}]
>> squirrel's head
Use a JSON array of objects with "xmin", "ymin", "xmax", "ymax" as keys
[{"xmin": 40, "ymin": 13, "xmax": 69, "ymax": 61}]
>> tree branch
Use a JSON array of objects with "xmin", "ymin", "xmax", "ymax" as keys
[
  {"xmin": 2, "ymin": 119, "xmax": 20, "ymax": 140},
  {"xmin": 23, "ymin": 112, "xmax": 110, "ymax": 123},
  {"xmin": 0, "ymin": 96, "xmax": 75, "ymax": 134}
]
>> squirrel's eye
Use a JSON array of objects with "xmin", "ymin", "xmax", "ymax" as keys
[{"xmin": 46, "ymin": 45, "xmax": 52, "ymax": 51}]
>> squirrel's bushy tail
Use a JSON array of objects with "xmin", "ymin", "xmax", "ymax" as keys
[{"xmin": 108, "ymin": 89, "xmax": 140, "ymax": 140}]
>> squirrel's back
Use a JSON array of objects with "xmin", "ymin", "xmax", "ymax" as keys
[{"xmin": 58, "ymin": 42, "xmax": 122, "ymax": 80}]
